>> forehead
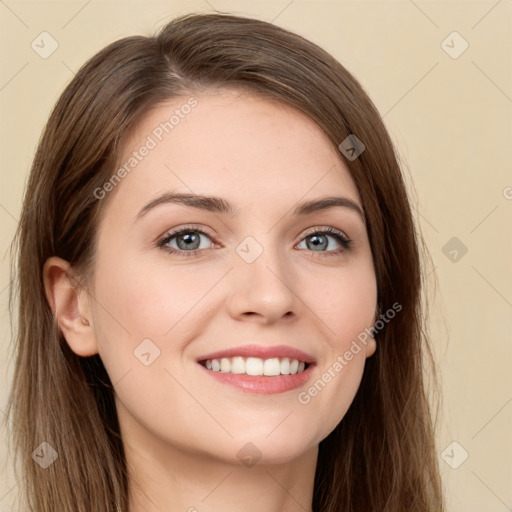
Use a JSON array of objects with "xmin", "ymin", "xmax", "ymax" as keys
[{"xmin": 102, "ymin": 87, "xmax": 361, "ymax": 218}]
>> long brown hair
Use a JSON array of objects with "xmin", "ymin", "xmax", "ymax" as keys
[{"xmin": 6, "ymin": 12, "xmax": 444, "ymax": 511}]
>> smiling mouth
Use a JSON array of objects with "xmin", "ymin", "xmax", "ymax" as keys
[{"xmin": 199, "ymin": 356, "xmax": 311, "ymax": 376}]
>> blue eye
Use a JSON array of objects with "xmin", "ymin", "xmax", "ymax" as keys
[
  {"xmin": 297, "ymin": 227, "xmax": 351, "ymax": 256},
  {"xmin": 157, "ymin": 225, "xmax": 351, "ymax": 257},
  {"xmin": 158, "ymin": 226, "xmax": 214, "ymax": 256}
]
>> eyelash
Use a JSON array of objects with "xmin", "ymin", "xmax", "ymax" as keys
[{"xmin": 157, "ymin": 224, "xmax": 352, "ymax": 258}]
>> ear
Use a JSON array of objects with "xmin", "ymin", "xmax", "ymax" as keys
[{"xmin": 43, "ymin": 256, "xmax": 99, "ymax": 357}]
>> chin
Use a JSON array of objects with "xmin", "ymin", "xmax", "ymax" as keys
[{"xmin": 232, "ymin": 429, "xmax": 318, "ymax": 466}]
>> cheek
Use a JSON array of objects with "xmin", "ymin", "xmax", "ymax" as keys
[
  {"xmin": 297, "ymin": 262, "xmax": 376, "ymax": 437},
  {"xmin": 330, "ymin": 284, "xmax": 376, "ymax": 347},
  {"xmin": 92, "ymin": 250, "xmax": 217, "ymax": 344},
  {"xmin": 315, "ymin": 261, "xmax": 377, "ymax": 345}
]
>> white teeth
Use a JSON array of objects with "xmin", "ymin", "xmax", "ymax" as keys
[
  {"xmin": 230, "ymin": 356, "xmax": 245, "ymax": 374},
  {"xmin": 220, "ymin": 358, "xmax": 231, "ymax": 373},
  {"xmin": 263, "ymin": 358, "xmax": 280, "ymax": 376},
  {"xmin": 246, "ymin": 357, "xmax": 263, "ymax": 376},
  {"xmin": 203, "ymin": 356, "xmax": 309, "ymax": 376}
]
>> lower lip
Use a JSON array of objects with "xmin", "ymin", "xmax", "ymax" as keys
[{"xmin": 198, "ymin": 363, "xmax": 315, "ymax": 394}]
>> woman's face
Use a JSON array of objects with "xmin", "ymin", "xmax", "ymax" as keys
[{"xmin": 84, "ymin": 87, "xmax": 377, "ymax": 464}]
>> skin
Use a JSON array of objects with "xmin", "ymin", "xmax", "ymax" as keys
[{"xmin": 44, "ymin": 87, "xmax": 377, "ymax": 512}]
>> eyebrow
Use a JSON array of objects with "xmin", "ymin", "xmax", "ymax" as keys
[{"xmin": 136, "ymin": 192, "xmax": 365, "ymax": 222}]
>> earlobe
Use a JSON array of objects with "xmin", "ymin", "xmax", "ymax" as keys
[
  {"xmin": 43, "ymin": 256, "xmax": 99, "ymax": 357},
  {"xmin": 364, "ymin": 305, "xmax": 379, "ymax": 358},
  {"xmin": 365, "ymin": 337, "xmax": 377, "ymax": 358}
]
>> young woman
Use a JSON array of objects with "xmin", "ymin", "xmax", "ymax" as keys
[{"xmin": 6, "ymin": 12, "xmax": 444, "ymax": 512}]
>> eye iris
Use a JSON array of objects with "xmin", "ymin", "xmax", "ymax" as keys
[
  {"xmin": 307, "ymin": 234, "xmax": 328, "ymax": 251},
  {"xmin": 177, "ymin": 231, "xmax": 201, "ymax": 250}
]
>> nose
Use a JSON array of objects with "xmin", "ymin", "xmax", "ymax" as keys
[{"xmin": 225, "ymin": 238, "xmax": 299, "ymax": 324}]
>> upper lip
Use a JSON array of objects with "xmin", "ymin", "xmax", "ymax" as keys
[{"xmin": 197, "ymin": 344, "xmax": 316, "ymax": 364}]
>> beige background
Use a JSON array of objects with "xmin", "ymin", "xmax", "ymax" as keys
[{"xmin": 1, "ymin": 1, "xmax": 511, "ymax": 511}]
